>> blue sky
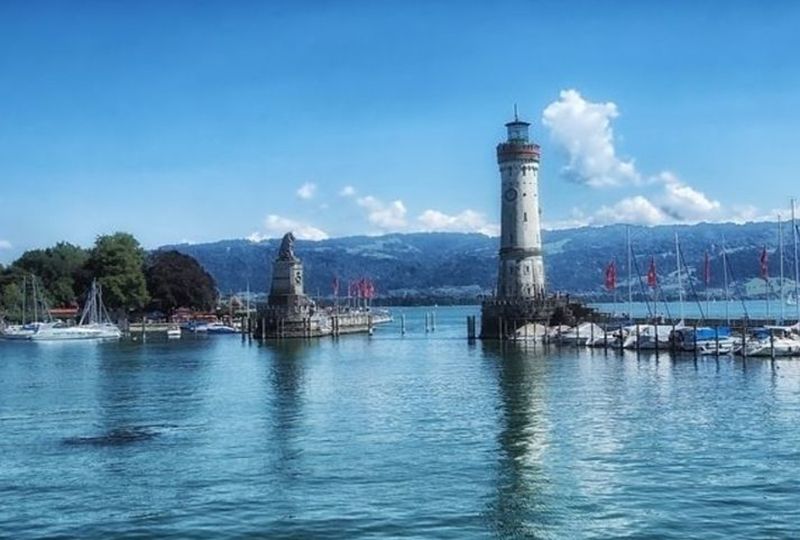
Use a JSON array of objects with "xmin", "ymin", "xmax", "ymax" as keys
[{"xmin": 1, "ymin": 1, "xmax": 799, "ymax": 262}]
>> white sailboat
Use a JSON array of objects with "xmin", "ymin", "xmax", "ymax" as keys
[
  {"xmin": 1, "ymin": 275, "xmax": 54, "ymax": 340},
  {"xmin": 29, "ymin": 280, "xmax": 121, "ymax": 341}
]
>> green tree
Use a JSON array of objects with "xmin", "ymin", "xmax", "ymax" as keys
[
  {"xmin": 0, "ymin": 282, "xmax": 23, "ymax": 322},
  {"xmin": 85, "ymin": 233, "xmax": 149, "ymax": 312},
  {"xmin": 12, "ymin": 242, "xmax": 89, "ymax": 306},
  {"xmin": 145, "ymin": 250, "xmax": 218, "ymax": 313}
]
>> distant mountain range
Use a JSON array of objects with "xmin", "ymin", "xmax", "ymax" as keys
[{"xmin": 161, "ymin": 221, "xmax": 799, "ymax": 301}]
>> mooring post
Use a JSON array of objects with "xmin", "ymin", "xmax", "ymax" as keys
[
  {"xmin": 431, "ymin": 311, "xmax": 436, "ymax": 332},
  {"xmin": 401, "ymin": 314, "xmax": 406, "ymax": 335},
  {"xmin": 715, "ymin": 326, "xmax": 720, "ymax": 357},
  {"xmin": 635, "ymin": 324, "xmax": 641, "ymax": 354},
  {"xmin": 261, "ymin": 318, "xmax": 265, "ymax": 340},
  {"xmin": 671, "ymin": 323, "xmax": 676, "ymax": 353},
  {"xmin": 770, "ymin": 328, "xmax": 775, "ymax": 359},
  {"xmin": 693, "ymin": 324, "xmax": 698, "ymax": 358},
  {"xmin": 742, "ymin": 322, "xmax": 747, "ymax": 358},
  {"xmin": 654, "ymin": 324, "xmax": 659, "ymax": 356}
]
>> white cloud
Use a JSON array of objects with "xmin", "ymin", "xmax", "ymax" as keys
[
  {"xmin": 593, "ymin": 196, "xmax": 667, "ymax": 226},
  {"xmin": 542, "ymin": 89, "xmax": 640, "ymax": 187},
  {"xmin": 0, "ymin": 240, "xmax": 11, "ymax": 250},
  {"xmin": 248, "ymin": 214, "xmax": 329, "ymax": 242},
  {"xmin": 656, "ymin": 171, "xmax": 721, "ymax": 221},
  {"xmin": 356, "ymin": 195, "xmax": 407, "ymax": 229},
  {"xmin": 417, "ymin": 209, "xmax": 499, "ymax": 236},
  {"xmin": 296, "ymin": 182, "xmax": 317, "ymax": 200},
  {"xmin": 339, "ymin": 185, "xmax": 356, "ymax": 197}
]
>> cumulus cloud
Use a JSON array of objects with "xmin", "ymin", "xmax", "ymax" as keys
[
  {"xmin": 656, "ymin": 171, "xmax": 721, "ymax": 221},
  {"xmin": 579, "ymin": 171, "xmax": 723, "ymax": 227},
  {"xmin": 248, "ymin": 214, "xmax": 329, "ymax": 242},
  {"xmin": 417, "ymin": 209, "xmax": 499, "ymax": 236},
  {"xmin": 542, "ymin": 89, "xmax": 640, "ymax": 187},
  {"xmin": 540, "ymin": 89, "xmax": 739, "ymax": 226},
  {"xmin": 296, "ymin": 182, "xmax": 317, "ymax": 200},
  {"xmin": 0, "ymin": 240, "xmax": 11, "ymax": 250},
  {"xmin": 356, "ymin": 195, "xmax": 408, "ymax": 229},
  {"xmin": 339, "ymin": 185, "xmax": 356, "ymax": 197},
  {"xmin": 592, "ymin": 196, "xmax": 667, "ymax": 226}
]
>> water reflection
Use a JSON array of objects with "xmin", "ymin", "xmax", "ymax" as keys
[
  {"xmin": 482, "ymin": 342, "xmax": 552, "ymax": 538},
  {"xmin": 261, "ymin": 340, "xmax": 314, "ymax": 481}
]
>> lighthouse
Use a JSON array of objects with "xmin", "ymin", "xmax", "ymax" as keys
[
  {"xmin": 480, "ymin": 109, "xmax": 587, "ymax": 339},
  {"xmin": 496, "ymin": 110, "xmax": 545, "ymax": 298}
]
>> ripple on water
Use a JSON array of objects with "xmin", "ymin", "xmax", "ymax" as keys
[{"xmin": 1, "ymin": 310, "xmax": 799, "ymax": 539}]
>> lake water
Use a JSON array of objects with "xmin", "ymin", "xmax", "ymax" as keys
[{"xmin": 1, "ymin": 306, "xmax": 799, "ymax": 538}]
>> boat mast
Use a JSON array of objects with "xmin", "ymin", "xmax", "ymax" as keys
[
  {"xmin": 779, "ymin": 214, "xmax": 785, "ymax": 324},
  {"xmin": 21, "ymin": 275, "xmax": 27, "ymax": 325},
  {"xmin": 627, "ymin": 226, "xmax": 633, "ymax": 321},
  {"xmin": 793, "ymin": 198, "xmax": 800, "ymax": 323},
  {"xmin": 32, "ymin": 275, "xmax": 38, "ymax": 323},
  {"xmin": 722, "ymin": 238, "xmax": 730, "ymax": 325},
  {"xmin": 675, "ymin": 232, "xmax": 683, "ymax": 322}
]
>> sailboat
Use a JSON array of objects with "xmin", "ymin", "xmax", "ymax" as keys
[
  {"xmin": 0, "ymin": 275, "xmax": 54, "ymax": 340},
  {"xmin": 28, "ymin": 280, "xmax": 121, "ymax": 341}
]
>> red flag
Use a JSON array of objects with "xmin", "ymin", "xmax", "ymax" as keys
[
  {"xmin": 703, "ymin": 251, "xmax": 711, "ymax": 286},
  {"xmin": 759, "ymin": 246, "xmax": 769, "ymax": 280},
  {"xmin": 332, "ymin": 276, "xmax": 339, "ymax": 297},
  {"xmin": 647, "ymin": 257, "xmax": 658, "ymax": 289},
  {"xmin": 358, "ymin": 278, "xmax": 367, "ymax": 298},
  {"xmin": 604, "ymin": 261, "xmax": 617, "ymax": 291}
]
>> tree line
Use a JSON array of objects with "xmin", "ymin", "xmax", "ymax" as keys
[{"xmin": 0, "ymin": 232, "xmax": 218, "ymax": 322}]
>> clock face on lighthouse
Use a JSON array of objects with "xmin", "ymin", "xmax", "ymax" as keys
[{"xmin": 504, "ymin": 188, "xmax": 518, "ymax": 202}]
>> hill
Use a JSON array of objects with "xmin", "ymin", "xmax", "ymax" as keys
[{"xmin": 161, "ymin": 221, "xmax": 798, "ymax": 301}]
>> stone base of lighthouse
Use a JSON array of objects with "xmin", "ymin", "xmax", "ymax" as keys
[{"xmin": 479, "ymin": 295, "xmax": 595, "ymax": 340}]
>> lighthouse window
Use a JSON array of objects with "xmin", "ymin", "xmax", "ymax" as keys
[
  {"xmin": 522, "ymin": 167, "xmax": 526, "ymax": 176},
  {"xmin": 524, "ymin": 212, "xmax": 528, "ymax": 222}
]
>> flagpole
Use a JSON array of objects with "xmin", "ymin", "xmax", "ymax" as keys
[
  {"xmin": 793, "ymin": 198, "xmax": 800, "ymax": 323},
  {"xmin": 722, "ymin": 239, "xmax": 730, "ymax": 325},
  {"xmin": 627, "ymin": 226, "xmax": 632, "ymax": 321},
  {"xmin": 763, "ymin": 247, "xmax": 770, "ymax": 320},
  {"xmin": 675, "ymin": 232, "xmax": 683, "ymax": 322},
  {"xmin": 779, "ymin": 215, "xmax": 785, "ymax": 324},
  {"xmin": 704, "ymin": 250, "xmax": 710, "ymax": 319}
]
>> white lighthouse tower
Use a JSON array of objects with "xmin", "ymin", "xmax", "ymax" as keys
[{"xmin": 496, "ymin": 109, "xmax": 545, "ymax": 299}]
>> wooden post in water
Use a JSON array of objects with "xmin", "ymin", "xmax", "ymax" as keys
[
  {"xmin": 431, "ymin": 311, "xmax": 436, "ymax": 332},
  {"xmin": 671, "ymin": 323, "xmax": 676, "ymax": 353},
  {"xmin": 654, "ymin": 324, "xmax": 659, "ymax": 356},
  {"xmin": 741, "ymin": 322, "xmax": 747, "ymax": 358},
  {"xmin": 693, "ymin": 324, "xmax": 698, "ymax": 359},
  {"xmin": 635, "ymin": 324, "xmax": 641, "ymax": 354},
  {"xmin": 401, "ymin": 314, "xmax": 406, "ymax": 335},
  {"xmin": 715, "ymin": 326, "xmax": 720, "ymax": 357},
  {"xmin": 770, "ymin": 328, "xmax": 775, "ymax": 359}
]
